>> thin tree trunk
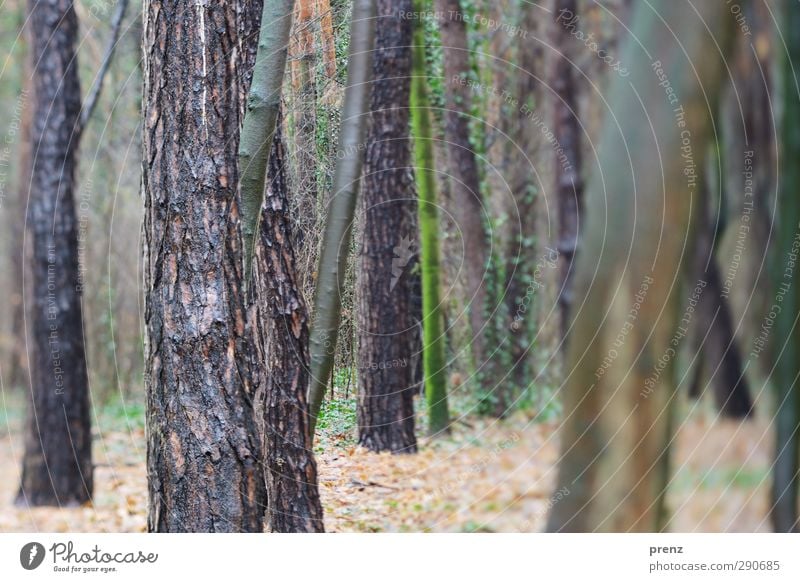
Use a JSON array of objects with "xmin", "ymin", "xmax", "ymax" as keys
[
  {"xmin": 143, "ymin": 0, "xmax": 265, "ymax": 532},
  {"xmin": 412, "ymin": 0, "xmax": 449, "ymax": 436},
  {"xmin": 307, "ymin": 0, "xmax": 376, "ymax": 435},
  {"xmin": 8, "ymin": 20, "xmax": 32, "ymax": 391},
  {"xmin": 356, "ymin": 0, "xmax": 419, "ymax": 454},
  {"xmin": 546, "ymin": 1, "xmax": 733, "ymax": 532},
  {"xmin": 551, "ymin": 0, "xmax": 584, "ymax": 341},
  {"xmin": 17, "ymin": 0, "xmax": 92, "ymax": 507},
  {"xmin": 435, "ymin": 0, "xmax": 490, "ymax": 366},
  {"xmin": 239, "ymin": 0, "xmax": 296, "ymax": 284},
  {"xmin": 687, "ymin": 161, "xmax": 753, "ymax": 418},
  {"xmin": 253, "ymin": 116, "xmax": 325, "ymax": 532},
  {"xmin": 771, "ymin": 0, "xmax": 800, "ymax": 533}
]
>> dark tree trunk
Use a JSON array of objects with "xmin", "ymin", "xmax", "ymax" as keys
[
  {"xmin": 143, "ymin": 0, "xmax": 265, "ymax": 532},
  {"xmin": 687, "ymin": 174, "xmax": 753, "ymax": 418},
  {"xmin": 16, "ymin": 0, "xmax": 92, "ymax": 508},
  {"xmin": 355, "ymin": 0, "xmax": 418, "ymax": 454},
  {"xmin": 252, "ymin": 116, "xmax": 325, "ymax": 532},
  {"xmin": 435, "ymin": 0, "xmax": 490, "ymax": 365},
  {"xmin": 551, "ymin": 0, "xmax": 584, "ymax": 341}
]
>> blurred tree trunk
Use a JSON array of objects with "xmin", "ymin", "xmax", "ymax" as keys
[
  {"xmin": 412, "ymin": 0, "xmax": 449, "ymax": 436},
  {"xmin": 551, "ymin": 0, "xmax": 584, "ymax": 341},
  {"xmin": 252, "ymin": 116, "xmax": 325, "ymax": 531},
  {"xmin": 687, "ymin": 149, "xmax": 753, "ymax": 419},
  {"xmin": 356, "ymin": 0, "xmax": 419, "ymax": 454},
  {"xmin": 142, "ymin": 0, "xmax": 265, "ymax": 532},
  {"xmin": 315, "ymin": 0, "xmax": 337, "ymax": 80},
  {"xmin": 289, "ymin": 0, "xmax": 318, "ymax": 240},
  {"xmin": 502, "ymin": 3, "xmax": 545, "ymax": 402},
  {"xmin": 17, "ymin": 0, "xmax": 92, "ymax": 507},
  {"xmin": 771, "ymin": 0, "xmax": 800, "ymax": 534},
  {"xmin": 546, "ymin": 1, "xmax": 733, "ymax": 532},
  {"xmin": 307, "ymin": 0, "xmax": 376, "ymax": 435},
  {"xmin": 8, "ymin": 19, "xmax": 32, "ymax": 391},
  {"xmin": 435, "ymin": 0, "xmax": 490, "ymax": 366}
]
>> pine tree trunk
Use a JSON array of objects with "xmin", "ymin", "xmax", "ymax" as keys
[
  {"xmin": 252, "ymin": 117, "xmax": 325, "ymax": 532},
  {"xmin": 17, "ymin": 0, "xmax": 92, "ymax": 508},
  {"xmin": 435, "ymin": 0, "xmax": 490, "ymax": 366},
  {"xmin": 412, "ymin": 0, "xmax": 449, "ymax": 436},
  {"xmin": 546, "ymin": 1, "xmax": 733, "ymax": 532},
  {"xmin": 142, "ymin": 0, "xmax": 265, "ymax": 532},
  {"xmin": 355, "ymin": 0, "xmax": 419, "ymax": 454}
]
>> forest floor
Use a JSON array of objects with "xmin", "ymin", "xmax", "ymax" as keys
[{"xmin": 0, "ymin": 391, "xmax": 774, "ymax": 532}]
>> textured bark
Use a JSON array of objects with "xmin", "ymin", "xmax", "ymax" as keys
[
  {"xmin": 253, "ymin": 118, "xmax": 325, "ymax": 532},
  {"xmin": 771, "ymin": 0, "xmax": 800, "ymax": 533},
  {"xmin": 307, "ymin": 0, "xmax": 376, "ymax": 435},
  {"xmin": 412, "ymin": 0, "xmax": 449, "ymax": 436},
  {"xmin": 239, "ymin": 0, "xmax": 295, "ymax": 284},
  {"xmin": 551, "ymin": 0, "xmax": 584, "ymax": 340},
  {"xmin": 143, "ymin": 0, "xmax": 265, "ymax": 532},
  {"xmin": 435, "ymin": 0, "xmax": 490, "ymax": 365},
  {"xmin": 17, "ymin": 0, "xmax": 92, "ymax": 507},
  {"xmin": 356, "ymin": 0, "xmax": 419, "ymax": 454},
  {"xmin": 546, "ymin": 2, "xmax": 733, "ymax": 532}
]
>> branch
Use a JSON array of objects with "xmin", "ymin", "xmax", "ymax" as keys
[{"xmin": 78, "ymin": 0, "xmax": 130, "ymax": 134}]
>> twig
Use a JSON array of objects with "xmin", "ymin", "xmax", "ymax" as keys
[
  {"xmin": 349, "ymin": 479, "xmax": 399, "ymax": 491},
  {"xmin": 78, "ymin": 0, "xmax": 130, "ymax": 133}
]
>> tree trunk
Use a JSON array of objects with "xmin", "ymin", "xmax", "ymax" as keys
[
  {"xmin": 142, "ymin": 0, "xmax": 265, "ymax": 532},
  {"xmin": 307, "ymin": 0, "xmax": 376, "ymax": 435},
  {"xmin": 435, "ymin": 0, "xmax": 490, "ymax": 366},
  {"xmin": 253, "ymin": 116, "xmax": 325, "ymax": 532},
  {"xmin": 17, "ymin": 0, "xmax": 92, "ymax": 508},
  {"xmin": 687, "ymin": 161, "xmax": 753, "ymax": 418},
  {"xmin": 551, "ymin": 0, "xmax": 584, "ymax": 341},
  {"xmin": 771, "ymin": 0, "xmax": 800, "ymax": 533},
  {"xmin": 289, "ymin": 0, "xmax": 318, "ymax": 234},
  {"xmin": 412, "ymin": 0, "xmax": 449, "ymax": 436},
  {"xmin": 8, "ymin": 21, "xmax": 33, "ymax": 391},
  {"xmin": 546, "ymin": 1, "xmax": 733, "ymax": 532},
  {"xmin": 355, "ymin": 0, "xmax": 419, "ymax": 454},
  {"xmin": 239, "ymin": 0, "xmax": 296, "ymax": 283}
]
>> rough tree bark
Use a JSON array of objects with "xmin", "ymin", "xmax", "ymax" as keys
[
  {"xmin": 412, "ymin": 0, "xmax": 449, "ymax": 435},
  {"xmin": 142, "ymin": 0, "xmax": 265, "ymax": 532},
  {"xmin": 252, "ymin": 117, "xmax": 325, "ymax": 532},
  {"xmin": 546, "ymin": 1, "xmax": 733, "ymax": 532},
  {"xmin": 307, "ymin": 0, "xmax": 376, "ymax": 435},
  {"xmin": 356, "ymin": 0, "xmax": 419, "ymax": 454},
  {"xmin": 551, "ymin": 0, "xmax": 584, "ymax": 341},
  {"xmin": 17, "ymin": 0, "xmax": 92, "ymax": 507},
  {"xmin": 434, "ymin": 0, "xmax": 490, "ymax": 366}
]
